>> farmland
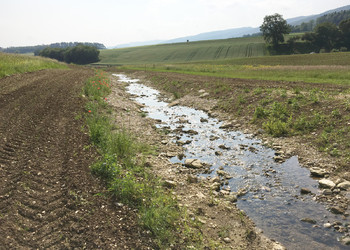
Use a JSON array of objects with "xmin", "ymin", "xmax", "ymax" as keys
[
  {"xmin": 0, "ymin": 52, "xmax": 67, "ymax": 78},
  {"xmin": 122, "ymin": 52, "xmax": 350, "ymax": 85},
  {"xmin": 99, "ymin": 36, "xmax": 267, "ymax": 64}
]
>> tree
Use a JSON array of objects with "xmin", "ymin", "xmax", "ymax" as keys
[
  {"xmin": 339, "ymin": 18, "xmax": 350, "ymax": 48},
  {"xmin": 64, "ymin": 44, "xmax": 100, "ymax": 64},
  {"xmin": 260, "ymin": 13, "xmax": 291, "ymax": 48},
  {"xmin": 314, "ymin": 22, "xmax": 342, "ymax": 51}
]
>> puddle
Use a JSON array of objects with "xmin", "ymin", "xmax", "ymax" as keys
[{"xmin": 114, "ymin": 74, "xmax": 349, "ymax": 249}]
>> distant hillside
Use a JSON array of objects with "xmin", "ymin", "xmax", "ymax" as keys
[
  {"xmin": 288, "ymin": 4, "xmax": 350, "ymax": 26},
  {"xmin": 1, "ymin": 42, "xmax": 106, "ymax": 54},
  {"xmin": 110, "ymin": 4, "xmax": 350, "ymax": 48},
  {"xmin": 99, "ymin": 36, "xmax": 267, "ymax": 65}
]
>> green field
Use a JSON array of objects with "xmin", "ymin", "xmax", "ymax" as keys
[
  {"xmin": 123, "ymin": 52, "xmax": 350, "ymax": 85},
  {"xmin": 0, "ymin": 52, "xmax": 67, "ymax": 78},
  {"xmin": 99, "ymin": 36, "xmax": 267, "ymax": 64}
]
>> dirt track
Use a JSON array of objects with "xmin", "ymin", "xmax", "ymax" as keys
[{"xmin": 0, "ymin": 68, "xmax": 153, "ymax": 249}]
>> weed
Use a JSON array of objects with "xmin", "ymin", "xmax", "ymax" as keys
[{"xmin": 263, "ymin": 118, "xmax": 289, "ymax": 137}]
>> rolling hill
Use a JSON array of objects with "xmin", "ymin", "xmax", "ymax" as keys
[{"xmin": 111, "ymin": 4, "xmax": 350, "ymax": 49}]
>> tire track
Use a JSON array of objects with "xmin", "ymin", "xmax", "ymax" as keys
[{"xmin": 0, "ymin": 68, "xmax": 154, "ymax": 249}]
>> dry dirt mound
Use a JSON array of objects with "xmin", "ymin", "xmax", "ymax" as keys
[{"xmin": 0, "ymin": 68, "xmax": 153, "ymax": 249}]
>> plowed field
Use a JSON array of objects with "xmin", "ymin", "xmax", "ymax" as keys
[{"xmin": 0, "ymin": 68, "xmax": 153, "ymax": 249}]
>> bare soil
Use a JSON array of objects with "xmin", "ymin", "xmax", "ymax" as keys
[{"xmin": 0, "ymin": 68, "xmax": 154, "ymax": 249}]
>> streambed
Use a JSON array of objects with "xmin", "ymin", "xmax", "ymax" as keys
[{"xmin": 114, "ymin": 74, "xmax": 349, "ymax": 249}]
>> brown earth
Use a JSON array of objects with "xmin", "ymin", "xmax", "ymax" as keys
[{"xmin": 0, "ymin": 68, "xmax": 154, "ymax": 249}]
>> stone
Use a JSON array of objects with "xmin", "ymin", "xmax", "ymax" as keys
[
  {"xmin": 301, "ymin": 218, "xmax": 317, "ymax": 224},
  {"xmin": 219, "ymin": 121, "xmax": 233, "ymax": 129},
  {"xmin": 274, "ymin": 156, "xmax": 284, "ymax": 162},
  {"xmin": 219, "ymin": 190, "xmax": 230, "ymax": 196},
  {"xmin": 341, "ymin": 237, "xmax": 350, "ymax": 245},
  {"xmin": 319, "ymin": 179, "xmax": 336, "ymax": 189},
  {"xmin": 200, "ymin": 93, "xmax": 209, "ymax": 98},
  {"xmin": 219, "ymin": 144, "xmax": 230, "ymax": 150},
  {"xmin": 198, "ymin": 89, "xmax": 206, "ymax": 94},
  {"xmin": 163, "ymin": 180, "xmax": 176, "ymax": 188},
  {"xmin": 227, "ymin": 194, "xmax": 238, "ymax": 203},
  {"xmin": 300, "ymin": 188, "xmax": 312, "ymax": 194},
  {"xmin": 217, "ymin": 170, "xmax": 228, "ymax": 177},
  {"xmin": 184, "ymin": 159, "xmax": 203, "ymax": 169},
  {"xmin": 310, "ymin": 167, "xmax": 328, "ymax": 177},
  {"xmin": 211, "ymin": 182, "xmax": 221, "ymax": 191},
  {"xmin": 323, "ymin": 223, "xmax": 332, "ymax": 228},
  {"xmin": 337, "ymin": 181, "xmax": 350, "ymax": 190},
  {"xmin": 330, "ymin": 206, "xmax": 345, "ymax": 214},
  {"xmin": 187, "ymin": 175, "xmax": 198, "ymax": 183},
  {"xmin": 211, "ymin": 176, "xmax": 221, "ymax": 183},
  {"xmin": 168, "ymin": 100, "xmax": 180, "ymax": 107},
  {"xmin": 223, "ymin": 237, "xmax": 231, "ymax": 243}
]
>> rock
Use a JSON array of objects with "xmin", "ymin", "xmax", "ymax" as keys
[
  {"xmin": 341, "ymin": 237, "xmax": 350, "ymax": 245},
  {"xmin": 211, "ymin": 176, "xmax": 221, "ymax": 183},
  {"xmin": 310, "ymin": 167, "xmax": 328, "ymax": 177},
  {"xmin": 184, "ymin": 159, "xmax": 203, "ymax": 169},
  {"xmin": 219, "ymin": 189, "xmax": 230, "ymax": 196},
  {"xmin": 187, "ymin": 175, "xmax": 198, "ymax": 183},
  {"xmin": 301, "ymin": 218, "xmax": 317, "ymax": 224},
  {"xmin": 322, "ymin": 189, "xmax": 333, "ymax": 195},
  {"xmin": 300, "ymin": 188, "xmax": 312, "ymax": 194},
  {"xmin": 330, "ymin": 206, "xmax": 345, "ymax": 214},
  {"xmin": 197, "ymin": 218, "xmax": 207, "ymax": 224},
  {"xmin": 274, "ymin": 156, "xmax": 284, "ymax": 162},
  {"xmin": 223, "ymin": 237, "xmax": 231, "ymax": 243},
  {"xmin": 274, "ymin": 150, "xmax": 284, "ymax": 156},
  {"xmin": 200, "ymin": 93, "xmax": 209, "ymax": 98},
  {"xmin": 168, "ymin": 100, "xmax": 180, "ymax": 107},
  {"xmin": 337, "ymin": 181, "xmax": 350, "ymax": 190},
  {"xmin": 216, "ymin": 170, "xmax": 228, "ymax": 177},
  {"xmin": 163, "ymin": 180, "xmax": 176, "ymax": 188},
  {"xmin": 219, "ymin": 144, "xmax": 230, "ymax": 150},
  {"xmin": 200, "ymin": 117, "xmax": 208, "ymax": 123},
  {"xmin": 323, "ymin": 223, "xmax": 332, "ymax": 228},
  {"xmin": 211, "ymin": 182, "xmax": 221, "ymax": 191},
  {"xmin": 227, "ymin": 194, "xmax": 238, "ymax": 203},
  {"xmin": 198, "ymin": 89, "xmax": 206, "ymax": 94},
  {"xmin": 319, "ymin": 179, "xmax": 336, "ymax": 189},
  {"xmin": 215, "ymin": 151, "xmax": 223, "ymax": 156},
  {"xmin": 166, "ymin": 152, "xmax": 177, "ymax": 157},
  {"xmin": 219, "ymin": 121, "xmax": 233, "ymax": 129}
]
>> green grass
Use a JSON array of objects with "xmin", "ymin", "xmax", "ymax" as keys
[
  {"xmin": 0, "ymin": 52, "xmax": 67, "ymax": 78},
  {"xmin": 122, "ymin": 52, "xmax": 350, "ymax": 85},
  {"xmin": 99, "ymin": 36, "xmax": 267, "ymax": 65},
  {"xmin": 83, "ymin": 71, "xmax": 201, "ymax": 248}
]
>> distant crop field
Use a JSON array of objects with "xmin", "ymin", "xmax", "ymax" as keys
[
  {"xmin": 123, "ymin": 52, "xmax": 350, "ymax": 85},
  {"xmin": 0, "ymin": 52, "xmax": 67, "ymax": 78},
  {"xmin": 99, "ymin": 36, "xmax": 267, "ymax": 65}
]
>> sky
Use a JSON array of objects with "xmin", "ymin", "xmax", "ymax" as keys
[{"xmin": 1, "ymin": 0, "xmax": 349, "ymax": 48}]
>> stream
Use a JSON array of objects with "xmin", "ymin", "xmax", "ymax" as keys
[{"xmin": 114, "ymin": 74, "xmax": 349, "ymax": 249}]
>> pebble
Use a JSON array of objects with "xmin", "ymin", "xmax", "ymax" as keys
[
  {"xmin": 319, "ymin": 179, "xmax": 336, "ymax": 189},
  {"xmin": 223, "ymin": 237, "xmax": 231, "ymax": 243},
  {"xmin": 323, "ymin": 223, "xmax": 332, "ymax": 228}
]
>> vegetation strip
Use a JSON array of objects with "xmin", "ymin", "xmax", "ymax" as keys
[
  {"xmin": 82, "ymin": 71, "xmax": 201, "ymax": 248},
  {"xmin": 0, "ymin": 52, "xmax": 67, "ymax": 78},
  {"xmin": 126, "ymin": 70, "xmax": 350, "ymax": 172}
]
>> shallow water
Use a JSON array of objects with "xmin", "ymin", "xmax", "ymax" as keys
[{"xmin": 114, "ymin": 74, "xmax": 349, "ymax": 249}]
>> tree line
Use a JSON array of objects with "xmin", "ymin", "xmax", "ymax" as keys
[
  {"xmin": 292, "ymin": 10, "xmax": 350, "ymax": 33},
  {"xmin": 260, "ymin": 13, "xmax": 350, "ymax": 54},
  {"xmin": 38, "ymin": 44, "xmax": 100, "ymax": 65},
  {"xmin": 0, "ymin": 42, "xmax": 105, "ymax": 54}
]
